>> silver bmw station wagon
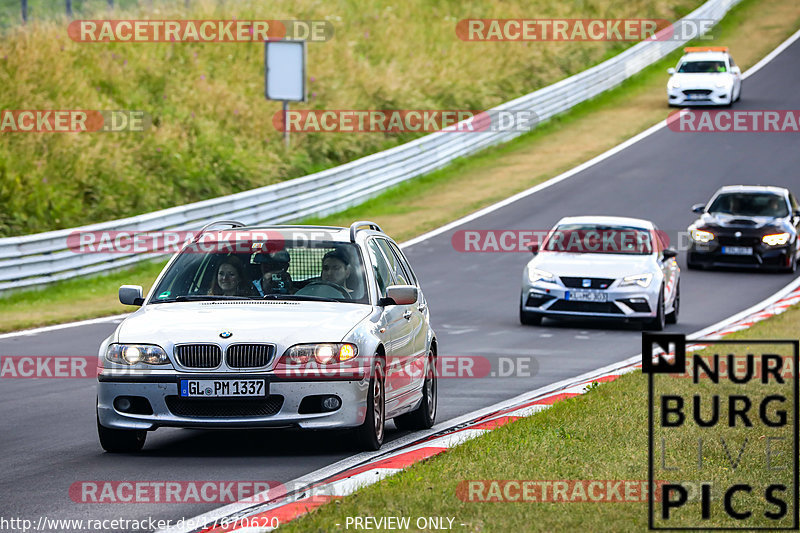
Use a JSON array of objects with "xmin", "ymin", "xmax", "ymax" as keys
[{"xmin": 97, "ymin": 221, "xmax": 437, "ymax": 452}]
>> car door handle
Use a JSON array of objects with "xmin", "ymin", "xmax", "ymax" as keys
[
  {"xmin": 402, "ymin": 310, "xmax": 412, "ymax": 320},
  {"xmin": 417, "ymin": 303, "xmax": 427, "ymax": 312}
]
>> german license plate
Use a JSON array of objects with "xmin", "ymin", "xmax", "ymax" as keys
[
  {"xmin": 721, "ymin": 246, "xmax": 753, "ymax": 255},
  {"xmin": 687, "ymin": 93, "xmax": 705, "ymax": 100},
  {"xmin": 566, "ymin": 290, "xmax": 607, "ymax": 302},
  {"xmin": 180, "ymin": 379, "xmax": 266, "ymax": 398}
]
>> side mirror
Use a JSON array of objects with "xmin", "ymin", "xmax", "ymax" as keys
[
  {"xmin": 526, "ymin": 241, "xmax": 539, "ymax": 255},
  {"xmin": 380, "ymin": 285, "xmax": 418, "ymax": 306},
  {"xmin": 731, "ymin": 66, "xmax": 741, "ymax": 75},
  {"xmin": 662, "ymin": 248, "xmax": 678, "ymax": 260},
  {"xmin": 691, "ymin": 203, "xmax": 705, "ymax": 214},
  {"xmin": 119, "ymin": 285, "xmax": 144, "ymax": 306},
  {"xmin": 793, "ymin": 209, "xmax": 800, "ymax": 218},
  {"xmin": 667, "ymin": 68, "xmax": 676, "ymax": 75}
]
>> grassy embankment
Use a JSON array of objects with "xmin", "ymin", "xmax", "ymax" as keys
[{"xmin": 0, "ymin": 0, "xmax": 701, "ymax": 236}]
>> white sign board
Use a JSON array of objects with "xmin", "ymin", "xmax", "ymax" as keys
[{"xmin": 265, "ymin": 41, "xmax": 306, "ymax": 102}]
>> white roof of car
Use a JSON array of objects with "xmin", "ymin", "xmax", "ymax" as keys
[
  {"xmin": 715, "ymin": 185, "xmax": 789, "ymax": 195},
  {"xmin": 556, "ymin": 215, "xmax": 654, "ymax": 229}
]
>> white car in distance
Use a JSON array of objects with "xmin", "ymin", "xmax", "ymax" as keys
[{"xmin": 667, "ymin": 47, "xmax": 742, "ymax": 106}]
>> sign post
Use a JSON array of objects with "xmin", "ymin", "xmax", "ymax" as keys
[{"xmin": 265, "ymin": 40, "xmax": 306, "ymax": 149}]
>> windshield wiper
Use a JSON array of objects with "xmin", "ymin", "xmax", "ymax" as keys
[
  {"xmin": 262, "ymin": 294, "xmax": 339, "ymax": 303},
  {"xmin": 155, "ymin": 295, "xmax": 252, "ymax": 303}
]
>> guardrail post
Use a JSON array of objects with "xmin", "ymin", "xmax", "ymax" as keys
[
  {"xmin": 21, "ymin": 0, "xmax": 28, "ymax": 23},
  {"xmin": 65, "ymin": 0, "xmax": 73, "ymax": 18}
]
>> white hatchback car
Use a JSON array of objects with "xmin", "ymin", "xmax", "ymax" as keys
[
  {"xmin": 97, "ymin": 221, "xmax": 437, "ymax": 452},
  {"xmin": 519, "ymin": 216, "xmax": 680, "ymax": 329},
  {"xmin": 667, "ymin": 47, "xmax": 742, "ymax": 106}
]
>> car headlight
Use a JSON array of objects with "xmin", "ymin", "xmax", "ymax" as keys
[
  {"xmin": 715, "ymin": 79, "xmax": 732, "ymax": 88},
  {"xmin": 527, "ymin": 266, "xmax": 555, "ymax": 284},
  {"xmin": 762, "ymin": 233, "xmax": 791, "ymax": 246},
  {"xmin": 106, "ymin": 344, "xmax": 169, "ymax": 365},
  {"xmin": 282, "ymin": 343, "xmax": 358, "ymax": 365},
  {"xmin": 668, "ymin": 80, "xmax": 680, "ymax": 89},
  {"xmin": 620, "ymin": 273, "xmax": 653, "ymax": 288},
  {"xmin": 690, "ymin": 229, "xmax": 715, "ymax": 243}
]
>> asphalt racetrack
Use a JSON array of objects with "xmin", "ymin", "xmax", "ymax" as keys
[{"xmin": 1, "ymin": 36, "xmax": 799, "ymax": 531}]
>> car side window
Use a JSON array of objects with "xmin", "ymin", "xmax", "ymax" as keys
[
  {"xmin": 367, "ymin": 240, "xmax": 395, "ymax": 298},
  {"xmin": 376, "ymin": 239, "xmax": 410, "ymax": 285},
  {"xmin": 385, "ymin": 241, "xmax": 418, "ymax": 286}
]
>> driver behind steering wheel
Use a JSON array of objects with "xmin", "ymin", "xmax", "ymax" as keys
[{"xmin": 321, "ymin": 249, "xmax": 353, "ymax": 296}]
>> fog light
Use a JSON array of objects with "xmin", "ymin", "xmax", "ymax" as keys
[
  {"xmin": 322, "ymin": 396, "xmax": 341, "ymax": 411},
  {"xmin": 629, "ymin": 298, "xmax": 648, "ymax": 303},
  {"xmin": 115, "ymin": 397, "xmax": 132, "ymax": 412}
]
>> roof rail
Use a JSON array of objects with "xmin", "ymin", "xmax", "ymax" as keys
[
  {"xmin": 349, "ymin": 221, "xmax": 383, "ymax": 242},
  {"xmin": 191, "ymin": 220, "xmax": 247, "ymax": 243},
  {"xmin": 683, "ymin": 46, "xmax": 728, "ymax": 53}
]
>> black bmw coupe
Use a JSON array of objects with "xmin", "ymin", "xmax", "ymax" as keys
[{"xmin": 687, "ymin": 185, "xmax": 800, "ymax": 273}]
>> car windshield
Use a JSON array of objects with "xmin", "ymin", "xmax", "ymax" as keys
[
  {"xmin": 149, "ymin": 237, "xmax": 369, "ymax": 304},
  {"xmin": 678, "ymin": 60, "xmax": 727, "ymax": 73},
  {"xmin": 543, "ymin": 224, "xmax": 654, "ymax": 255},
  {"xmin": 707, "ymin": 193, "xmax": 789, "ymax": 217}
]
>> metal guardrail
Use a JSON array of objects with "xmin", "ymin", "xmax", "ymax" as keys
[{"xmin": 0, "ymin": 0, "xmax": 741, "ymax": 292}]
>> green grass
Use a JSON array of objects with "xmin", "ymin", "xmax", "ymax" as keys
[
  {"xmin": 0, "ymin": 258, "xmax": 166, "ymax": 332},
  {"xmin": 0, "ymin": 0, "xmax": 705, "ymax": 237},
  {"xmin": 281, "ymin": 298, "xmax": 800, "ymax": 532}
]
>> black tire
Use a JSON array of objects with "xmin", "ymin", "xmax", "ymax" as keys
[
  {"xmin": 355, "ymin": 357, "xmax": 385, "ymax": 451},
  {"xmin": 644, "ymin": 287, "xmax": 666, "ymax": 331},
  {"xmin": 394, "ymin": 352, "xmax": 437, "ymax": 431},
  {"xmin": 97, "ymin": 413, "xmax": 146, "ymax": 453},
  {"xmin": 735, "ymin": 83, "xmax": 742, "ymax": 102},
  {"xmin": 783, "ymin": 252, "xmax": 797, "ymax": 274},
  {"xmin": 666, "ymin": 282, "xmax": 680, "ymax": 325},
  {"xmin": 519, "ymin": 299, "xmax": 542, "ymax": 326}
]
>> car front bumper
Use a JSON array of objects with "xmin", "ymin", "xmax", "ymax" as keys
[
  {"xmin": 667, "ymin": 87, "xmax": 732, "ymax": 106},
  {"xmin": 97, "ymin": 372, "xmax": 370, "ymax": 431},
  {"xmin": 520, "ymin": 280, "xmax": 660, "ymax": 321},
  {"xmin": 688, "ymin": 241, "xmax": 794, "ymax": 270}
]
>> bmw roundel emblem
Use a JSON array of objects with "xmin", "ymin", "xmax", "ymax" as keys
[{"xmin": 219, "ymin": 331, "xmax": 232, "ymax": 339}]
